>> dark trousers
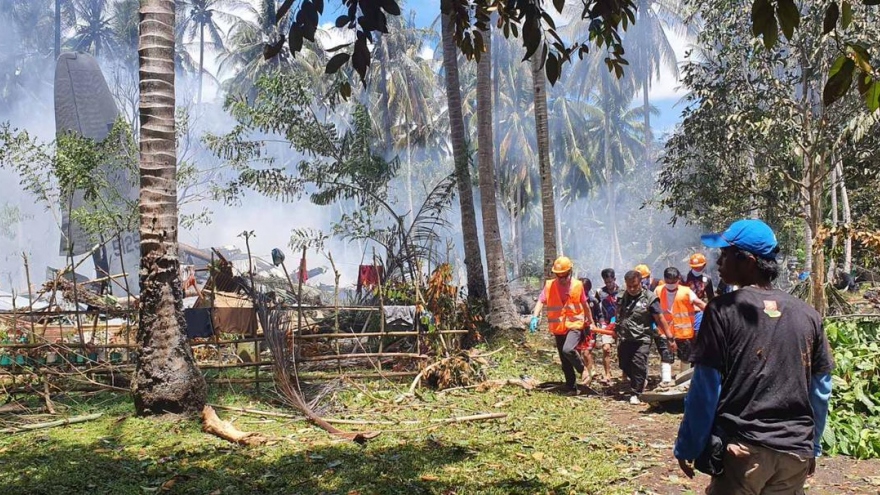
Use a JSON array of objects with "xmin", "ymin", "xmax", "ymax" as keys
[
  {"xmin": 654, "ymin": 333, "xmax": 675, "ymax": 364},
  {"xmin": 618, "ymin": 340, "xmax": 651, "ymax": 394},
  {"xmin": 555, "ymin": 331, "xmax": 585, "ymax": 389}
]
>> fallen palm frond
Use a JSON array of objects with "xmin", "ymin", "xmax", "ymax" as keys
[
  {"xmin": 260, "ymin": 303, "xmax": 380, "ymax": 443},
  {"xmin": 408, "ymin": 347, "xmax": 501, "ymax": 394},
  {"xmin": 789, "ymin": 279, "xmax": 853, "ymax": 315}
]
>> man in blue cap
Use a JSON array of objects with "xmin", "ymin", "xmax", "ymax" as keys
[{"xmin": 673, "ymin": 219, "xmax": 834, "ymax": 494}]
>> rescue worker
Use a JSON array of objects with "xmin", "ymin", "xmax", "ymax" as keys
[
  {"xmin": 655, "ymin": 267, "xmax": 706, "ymax": 378},
  {"xmin": 530, "ymin": 256, "xmax": 591, "ymax": 393},
  {"xmin": 575, "ymin": 277, "xmax": 601, "ymax": 387},
  {"xmin": 675, "ymin": 219, "xmax": 832, "ymax": 493},
  {"xmin": 635, "ymin": 264, "xmax": 676, "ymax": 386},
  {"xmin": 684, "ymin": 254, "xmax": 715, "ymax": 303},
  {"xmin": 635, "ymin": 264, "xmax": 661, "ymax": 291},
  {"xmin": 617, "ymin": 270, "xmax": 674, "ymax": 404},
  {"xmin": 595, "ymin": 268, "xmax": 619, "ymax": 386}
]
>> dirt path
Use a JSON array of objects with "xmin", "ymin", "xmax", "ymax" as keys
[{"xmin": 582, "ymin": 388, "xmax": 880, "ymax": 494}]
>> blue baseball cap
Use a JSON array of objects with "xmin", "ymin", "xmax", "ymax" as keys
[{"xmin": 701, "ymin": 219, "xmax": 779, "ymax": 260}]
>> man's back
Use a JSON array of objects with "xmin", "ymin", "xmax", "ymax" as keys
[{"xmin": 692, "ymin": 287, "xmax": 833, "ymax": 456}]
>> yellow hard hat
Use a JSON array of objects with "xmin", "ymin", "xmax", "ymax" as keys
[
  {"xmin": 634, "ymin": 264, "xmax": 651, "ymax": 278},
  {"xmin": 551, "ymin": 256, "xmax": 573, "ymax": 274}
]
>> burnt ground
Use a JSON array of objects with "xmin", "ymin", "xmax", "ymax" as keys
[{"xmin": 574, "ymin": 379, "xmax": 880, "ymax": 495}]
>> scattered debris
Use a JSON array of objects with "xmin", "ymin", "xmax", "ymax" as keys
[
  {"xmin": 201, "ymin": 405, "xmax": 269, "ymax": 446},
  {"xmin": 0, "ymin": 412, "xmax": 103, "ymax": 434}
]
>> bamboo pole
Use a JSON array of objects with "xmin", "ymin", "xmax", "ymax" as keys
[
  {"xmin": 0, "ymin": 413, "xmax": 103, "ymax": 434},
  {"xmin": 22, "ymin": 253, "xmax": 36, "ymax": 341}
]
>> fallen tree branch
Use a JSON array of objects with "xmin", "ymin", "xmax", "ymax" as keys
[
  {"xmin": 475, "ymin": 377, "xmax": 540, "ymax": 393},
  {"xmin": 201, "ymin": 405, "xmax": 270, "ymax": 446},
  {"xmin": 208, "ymin": 404, "xmax": 300, "ymax": 419},
  {"xmin": 0, "ymin": 413, "xmax": 102, "ymax": 434}
]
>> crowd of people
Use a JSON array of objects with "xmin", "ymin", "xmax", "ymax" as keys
[
  {"xmin": 529, "ymin": 219, "xmax": 834, "ymax": 494},
  {"xmin": 529, "ymin": 252, "xmax": 716, "ymax": 404}
]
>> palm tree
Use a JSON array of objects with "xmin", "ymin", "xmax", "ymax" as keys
[
  {"xmin": 440, "ymin": 8, "xmax": 487, "ymax": 302},
  {"xmin": 177, "ymin": 0, "xmax": 243, "ymax": 104},
  {"xmin": 69, "ymin": 0, "xmax": 118, "ymax": 58},
  {"xmin": 219, "ymin": 0, "xmax": 303, "ymax": 98},
  {"xmin": 626, "ymin": 0, "xmax": 693, "ymax": 166},
  {"xmin": 530, "ymin": 44, "xmax": 559, "ymax": 276},
  {"xmin": 0, "ymin": 1, "xmax": 54, "ymax": 112},
  {"xmin": 492, "ymin": 34, "xmax": 540, "ymax": 276},
  {"xmin": 369, "ymin": 12, "xmax": 438, "ymax": 222},
  {"xmin": 476, "ymin": 26, "xmax": 521, "ymax": 329},
  {"xmin": 586, "ymin": 68, "xmax": 645, "ymax": 267},
  {"xmin": 133, "ymin": 0, "xmax": 207, "ymax": 415}
]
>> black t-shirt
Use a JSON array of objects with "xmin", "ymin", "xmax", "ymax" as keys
[
  {"xmin": 692, "ymin": 287, "xmax": 834, "ymax": 456},
  {"xmin": 616, "ymin": 289, "xmax": 663, "ymax": 343}
]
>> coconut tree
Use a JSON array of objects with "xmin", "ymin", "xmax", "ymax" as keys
[
  {"xmin": 69, "ymin": 0, "xmax": 119, "ymax": 58},
  {"xmin": 530, "ymin": 43, "xmax": 559, "ymax": 276},
  {"xmin": 626, "ymin": 0, "xmax": 694, "ymax": 167},
  {"xmin": 133, "ymin": 0, "xmax": 207, "ymax": 415},
  {"xmin": 370, "ymin": 12, "xmax": 439, "ymax": 222},
  {"xmin": 491, "ymin": 34, "xmax": 540, "ymax": 276},
  {"xmin": 476, "ymin": 26, "xmax": 521, "ymax": 329},
  {"xmin": 440, "ymin": 7, "xmax": 487, "ymax": 301},
  {"xmin": 177, "ymin": 0, "xmax": 243, "ymax": 104}
]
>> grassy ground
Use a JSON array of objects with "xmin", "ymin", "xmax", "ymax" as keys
[{"xmin": 0, "ymin": 332, "xmax": 642, "ymax": 495}]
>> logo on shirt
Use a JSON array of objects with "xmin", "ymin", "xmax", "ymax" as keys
[{"xmin": 763, "ymin": 300, "xmax": 781, "ymax": 318}]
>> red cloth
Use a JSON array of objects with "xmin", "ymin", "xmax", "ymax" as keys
[
  {"xmin": 357, "ymin": 265, "xmax": 384, "ymax": 293},
  {"xmin": 299, "ymin": 256, "xmax": 308, "ymax": 283}
]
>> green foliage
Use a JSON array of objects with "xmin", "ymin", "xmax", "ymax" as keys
[
  {"xmin": 271, "ymin": 0, "xmax": 638, "ymax": 90},
  {"xmin": 749, "ymin": 0, "xmax": 879, "ymax": 110},
  {"xmin": 0, "ymin": 119, "xmax": 138, "ymax": 240},
  {"xmin": 823, "ymin": 318, "xmax": 880, "ymax": 458},
  {"xmin": 207, "ymin": 71, "xmax": 398, "ymax": 211},
  {"xmin": 0, "ymin": 203, "xmax": 28, "ymax": 240},
  {"xmin": 660, "ymin": 0, "xmax": 880, "ymax": 248}
]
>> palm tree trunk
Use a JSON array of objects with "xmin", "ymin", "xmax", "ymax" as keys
[
  {"xmin": 198, "ymin": 22, "xmax": 205, "ymax": 105},
  {"xmin": 477, "ymin": 26, "xmax": 520, "ymax": 329},
  {"xmin": 134, "ymin": 0, "xmax": 207, "ymax": 415},
  {"xmin": 643, "ymin": 76, "xmax": 651, "ymax": 168},
  {"xmin": 55, "ymin": 0, "xmax": 62, "ymax": 60},
  {"xmin": 531, "ymin": 44, "xmax": 557, "ymax": 277},
  {"xmin": 602, "ymin": 78, "xmax": 622, "ymax": 267},
  {"xmin": 440, "ymin": 11, "xmax": 486, "ymax": 301}
]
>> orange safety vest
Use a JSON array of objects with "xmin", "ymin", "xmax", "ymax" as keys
[
  {"xmin": 656, "ymin": 286, "xmax": 697, "ymax": 340},
  {"xmin": 544, "ymin": 279, "xmax": 586, "ymax": 335}
]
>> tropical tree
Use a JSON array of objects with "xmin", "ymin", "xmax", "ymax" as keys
[
  {"xmin": 369, "ymin": 12, "xmax": 439, "ymax": 222},
  {"xmin": 531, "ymin": 43, "xmax": 558, "ymax": 276},
  {"xmin": 133, "ymin": 0, "xmax": 207, "ymax": 415},
  {"xmin": 659, "ymin": 0, "xmax": 880, "ymax": 314},
  {"xmin": 475, "ymin": 26, "xmax": 520, "ymax": 329},
  {"xmin": 626, "ymin": 0, "xmax": 693, "ymax": 166},
  {"xmin": 0, "ymin": 1, "xmax": 54, "ymax": 112},
  {"xmin": 69, "ymin": 0, "xmax": 119, "ymax": 58},
  {"xmin": 176, "ymin": 0, "xmax": 243, "ymax": 104},
  {"xmin": 219, "ymin": 0, "xmax": 287, "ymax": 99},
  {"xmin": 440, "ymin": 7, "xmax": 487, "ymax": 302}
]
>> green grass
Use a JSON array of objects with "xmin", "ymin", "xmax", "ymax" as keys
[{"xmin": 0, "ymin": 333, "xmax": 638, "ymax": 495}]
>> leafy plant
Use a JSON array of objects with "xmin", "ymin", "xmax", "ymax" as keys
[{"xmin": 822, "ymin": 318, "xmax": 880, "ymax": 458}]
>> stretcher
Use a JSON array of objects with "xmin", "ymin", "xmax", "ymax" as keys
[{"xmin": 640, "ymin": 367, "xmax": 694, "ymax": 403}]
